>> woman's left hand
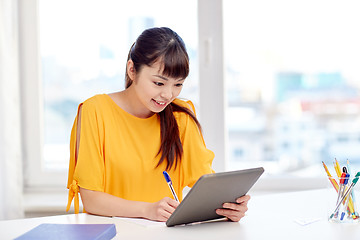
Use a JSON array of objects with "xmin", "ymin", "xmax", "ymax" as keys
[{"xmin": 215, "ymin": 195, "xmax": 251, "ymax": 222}]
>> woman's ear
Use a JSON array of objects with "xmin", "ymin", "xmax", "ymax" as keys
[{"xmin": 127, "ymin": 60, "xmax": 136, "ymax": 81}]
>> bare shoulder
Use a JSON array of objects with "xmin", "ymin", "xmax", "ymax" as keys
[
  {"xmin": 108, "ymin": 91, "xmax": 121, "ymax": 97},
  {"xmin": 107, "ymin": 91, "xmax": 127, "ymax": 109},
  {"xmin": 107, "ymin": 92, "xmax": 121, "ymax": 101}
]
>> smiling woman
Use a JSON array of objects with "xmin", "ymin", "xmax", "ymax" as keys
[{"xmin": 66, "ymin": 27, "xmax": 250, "ymax": 222}]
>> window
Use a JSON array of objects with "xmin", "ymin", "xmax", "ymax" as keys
[
  {"xmin": 40, "ymin": 0, "xmax": 198, "ymax": 171},
  {"xmin": 22, "ymin": 0, "xmax": 358, "ymax": 191},
  {"xmin": 22, "ymin": 0, "xmax": 198, "ymax": 187},
  {"xmin": 224, "ymin": 0, "xmax": 360, "ymax": 178}
]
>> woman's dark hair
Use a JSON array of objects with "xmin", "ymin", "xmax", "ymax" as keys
[{"xmin": 125, "ymin": 27, "xmax": 201, "ymax": 171}]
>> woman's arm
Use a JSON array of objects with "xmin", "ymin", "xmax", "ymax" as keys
[{"xmin": 79, "ymin": 187, "xmax": 179, "ymax": 222}]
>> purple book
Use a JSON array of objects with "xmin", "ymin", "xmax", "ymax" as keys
[{"xmin": 14, "ymin": 223, "xmax": 116, "ymax": 240}]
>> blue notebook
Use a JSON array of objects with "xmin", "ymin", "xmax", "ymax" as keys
[{"xmin": 14, "ymin": 223, "xmax": 116, "ymax": 240}]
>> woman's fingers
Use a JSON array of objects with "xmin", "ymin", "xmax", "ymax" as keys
[
  {"xmin": 236, "ymin": 195, "xmax": 251, "ymax": 204},
  {"xmin": 216, "ymin": 195, "xmax": 251, "ymax": 222},
  {"xmin": 149, "ymin": 197, "xmax": 179, "ymax": 222}
]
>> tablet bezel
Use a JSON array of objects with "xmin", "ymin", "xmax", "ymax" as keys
[{"xmin": 166, "ymin": 167, "xmax": 264, "ymax": 227}]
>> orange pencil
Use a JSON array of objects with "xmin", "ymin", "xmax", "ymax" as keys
[{"xmin": 322, "ymin": 161, "xmax": 339, "ymax": 191}]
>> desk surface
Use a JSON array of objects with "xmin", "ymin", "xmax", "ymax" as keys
[{"xmin": 1, "ymin": 189, "xmax": 359, "ymax": 240}]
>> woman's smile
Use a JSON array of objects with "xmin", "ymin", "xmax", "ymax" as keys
[{"xmin": 152, "ymin": 99, "xmax": 168, "ymax": 109}]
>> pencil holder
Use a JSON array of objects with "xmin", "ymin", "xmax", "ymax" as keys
[{"xmin": 327, "ymin": 176, "xmax": 360, "ymax": 223}]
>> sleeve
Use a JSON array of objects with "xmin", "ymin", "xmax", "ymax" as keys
[
  {"xmin": 66, "ymin": 99, "xmax": 105, "ymax": 213},
  {"xmin": 66, "ymin": 104, "xmax": 81, "ymax": 213},
  {"xmin": 180, "ymin": 100, "xmax": 215, "ymax": 188}
]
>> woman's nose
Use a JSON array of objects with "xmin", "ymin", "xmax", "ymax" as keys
[{"xmin": 160, "ymin": 86, "xmax": 173, "ymax": 100}]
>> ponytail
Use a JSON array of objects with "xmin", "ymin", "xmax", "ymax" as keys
[{"xmin": 156, "ymin": 102, "xmax": 201, "ymax": 171}]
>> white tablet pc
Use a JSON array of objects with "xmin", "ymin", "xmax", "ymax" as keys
[{"xmin": 166, "ymin": 167, "xmax": 264, "ymax": 227}]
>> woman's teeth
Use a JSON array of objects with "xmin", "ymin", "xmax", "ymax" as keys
[{"xmin": 155, "ymin": 100, "xmax": 165, "ymax": 105}]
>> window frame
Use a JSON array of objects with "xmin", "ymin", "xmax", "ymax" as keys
[
  {"xmin": 19, "ymin": 0, "xmax": 65, "ymax": 189},
  {"xmin": 20, "ymin": 0, "xmax": 326, "ymax": 192}
]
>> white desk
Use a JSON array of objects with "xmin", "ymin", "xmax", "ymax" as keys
[{"xmin": 1, "ymin": 189, "xmax": 359, "ymax": 240}]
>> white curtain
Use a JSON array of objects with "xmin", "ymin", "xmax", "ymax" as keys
[{"xmin": 0, "ymin": 0, "xmax": 24, "ymax": 220}]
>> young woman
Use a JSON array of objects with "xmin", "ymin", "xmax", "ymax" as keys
[{"xmin": 66, "ymin": 27, "xmax": 250, "ymax": 222}]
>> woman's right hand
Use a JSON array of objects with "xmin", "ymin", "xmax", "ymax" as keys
[{"xmin": 145, "ymin": 197, "xmax": 179, "ymax": 222}]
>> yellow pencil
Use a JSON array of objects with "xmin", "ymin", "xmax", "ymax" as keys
[{"xmin": 334, "ymin": 158, "xmax": 342, "ymax": 178}]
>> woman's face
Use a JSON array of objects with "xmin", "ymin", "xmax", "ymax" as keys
[{"xmin": 130, "ymin": 60, "xmax": 185, "ymax": 116}]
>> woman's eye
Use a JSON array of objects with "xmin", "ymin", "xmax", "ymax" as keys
[
  {"xmin": 175, "ymin": 83, "xmax": 183, "ymax": 87},
  {"xmin": 154, "ymin": 82, "xmax": 164, "ymax": 86}
]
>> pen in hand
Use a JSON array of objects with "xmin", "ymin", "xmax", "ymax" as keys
[{"xmin": 163, "ymin": 171, "xmax": 179, "ymax": 202}]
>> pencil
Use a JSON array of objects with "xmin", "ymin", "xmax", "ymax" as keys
[
  {"xmin": 334, "ymin": 158, "xmax": 342, "ymax": 178},
  {"xmin": 322, "ymin": 161, "xmax": 339, "ymax": 191}
]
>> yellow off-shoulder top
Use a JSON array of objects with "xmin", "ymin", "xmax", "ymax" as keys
[{"xmin": 66, "ymin": 94, "xmax": 214, "ymax": 213}]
